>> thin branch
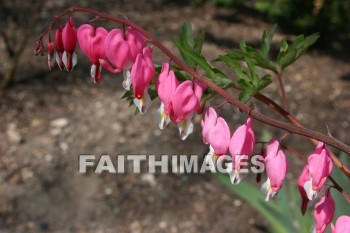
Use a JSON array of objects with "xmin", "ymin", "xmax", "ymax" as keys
[{"xmin": 276, "ymin": 72, "xmax": 289, "ymax": 111}]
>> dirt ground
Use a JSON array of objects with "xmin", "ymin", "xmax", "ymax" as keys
[{"xmin": 0, "ymin": 1, "xmax": 349, "ymax": 233}]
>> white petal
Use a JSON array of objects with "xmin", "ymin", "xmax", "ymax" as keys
[
  {"xmin": 55, "ymin": 52, "xmax": 63, "ymax": 70},
  {"xmin": 204, "ymin": 146, "xmax": 217, "ymax": 171},
  {"xmin": 72, "ymin": 52, "xmax": 77, "ymax": 69},
  {"xmin": 122, "ymin": 69, "xmax": 131, "ymax": 90},
  {"xmin": 48, "ymin": 54, "xmax": 52, "ymax": 70},
  {"xmin": 178, "ymin": 118, "xmax": 194, "ymax": 140},
  {"xmin": 133, "ymin": 89, "xmax": 152, "ymax": 114},
  {"xmin": 303, "ymin": 179, "xmax": 317, "ymax": 201},
  {"xmin": 90, "ymin": 64, "xmax": 97, "ymax": 83},
  {"xmin": 155, "ymin": 103, "xmax": 170, "ymax": 130},
  {"xmin": 261, "ymin": 178, "xmax": 277, "ymax": 201},
  {"xmin": 62, "ymin": 51, "xmax": 68, "ymax": 70}
]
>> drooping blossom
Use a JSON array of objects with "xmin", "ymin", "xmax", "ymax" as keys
[
  {"xmin": 61, "ymin": 16, "xmax": 77, "ymax": 71},
  {"xmin": 201, "ymin": 107, "xmax": 230, "ymax": 170},
  {"xmin": 77, "ymin": 24, "xmax": 108, "ymax": 83},
  {"xmin": 226, "ymin": 117, "xmax": 255, "ymax": 184},
  {"xmin": 261, "ymin": 139, "xmax": 288, "ymax": 201},
  {"xmin": 170, "ymin": 80, "xmax": 206, "ymax": 140},
  {"xmin": 47, "ymin": 40, "xmax": 55, "ymax": 70},
  {"xmin": 201, "ymin": 107, "xmax": 218, "ymax": 144},
  {"xmin": 313, "ymin": 189, "xmax": 335, "ymax": 233},
  {"xmin": 130, "ymin": 47, "xmax": 155, "ymax": 114},
  {"xmin": 155, "ymin": 62, "xmax": 179, "ymax": 129},
  {"xmin": 103, "ymin": 27, "xmax": 145, "ymax": 90},
  {"xmin": 298, "ymin": 163, "xmax": 311, "ymax": 215},
  {"xmin": 155, "ymin": 65, "xmax": 206, "ymax": 140},
  {"xmin": 54, "ymin": 25, "xmax": 65, "ymax": 70},
  {"xmin": 303, "ymin": 142, "xmax": 333, "ymax": 201},
  {"xmin": 331, "ymin": 215, "xmax": 350, "ymax": 233}
]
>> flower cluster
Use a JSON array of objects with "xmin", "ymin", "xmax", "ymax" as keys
[
  {"xmin": 200, "ymin": 106, "xmax": 347, "ymax": 232},
  {"xmin": 39, "ymin": 14, "xmax": 349, "ymax": 233}
]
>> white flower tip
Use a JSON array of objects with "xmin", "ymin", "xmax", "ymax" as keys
[
  {"xmin": 122, "ymin": 69, "xmax": 131, "ymax": 90},
  {"xmin": 261, "ymin": 178, "xmax": 277, "ymax": 201},
  {"xmin": 303, "ymin": 180, "xmax": 318, "ymax": 201},
  {"xmin": 178, "ymin": 119, "xmax": 194, "ymax": 140},
  {"xmin": 134, "ymin": 90, "xmax": 152, "ymax": 114},
  {"xmin": 155, "ymin": 103, "xmax": 170, "ymax": 130}
]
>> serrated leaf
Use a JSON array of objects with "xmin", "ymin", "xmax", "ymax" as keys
[
  {"xmin": 261, "ymin": 24, "xmax": 277, "ymax": 58},
  {"xmin": 173, "ymin": 36, "xmax": 197, "ymax": 69},
  {"xmin": 280, "ymin": 39, "xmax": 288, "ymax": 52},
  {"xmin": 179, "ymin": 22, "xmax": 195, "ymax": 49},
  {"xmin": 225, "ymin": 49, "xmax": 277, "ymax": 72},
  {"xmin": 257, "ymin": 74, "xmax": 272, "ymax": 90},
  {"xmin": 193, "ymin": 31, "xmax": 205, "ymax": 54},
  {"xmin": 279, "ymin": 49, "xmax": 297, "ymax": 70},
  {"xmin": 278, "ymin": 33, "xmax": 319, "ymax": 70},
  {"xmin": 217, "ymin": 55, "xmax": 251, "ymax": 82}
]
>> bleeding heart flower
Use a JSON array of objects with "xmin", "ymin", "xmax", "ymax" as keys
[
  {"xmin": 170, "ymin": 80, "xmax": 206, "ymax": 140},
  {"xmin": 227, "ymin": 117, "xmax": 255, "ymax": 184},
  {"xmin": 331, "ymin": 215, "xmax": 350, "ymax": 233},
  {"xmin": 261, "ymin": 139, "xmax": 288, "ymax": 201},
  {"xmin": 103, "ymin": 27, "xmax": 145, "ymax": 90},
  {"xmin": 313, "ymin": 189, "xmax": 335, "ymax": 233},
  {"xmin": 54, "ymin": 25, "xmax": 65, "ymax": 70},
  {"xmin": 130, "ymin": 47, "xmax": 155, "ymax": 114},
  {"xmin": 204, "ymin": 113, "xmax": 231, "ymax": 171},
  {"xmin": 47, "ymin": 41, "xmax": 55, "ymax": 70},
  {"xmin": 303, "ymin": 142, "xmax": 333, "ymax": 201},
  {"xmin": 77, "ymin": 24, "xmax": 108, "ymax": 83},
  {"xmin": 201, "ymin": 107, "xmax": 218, "ymax": 145},
  {"xmin": 298, "ymin": 163, "xmax": 311, "ymax": 215},
  {"xmin": 61, "ymin": 16, "xmax": 77, "ymax": 71},
  {"xmin": 155, "ymin": 62, "xmax": 179, "ymax": 129}
]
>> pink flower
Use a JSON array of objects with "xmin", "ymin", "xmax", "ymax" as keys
[
  {"xmin": 303, "ymin": 142, "xmax": 333, "ymax": 201},
  {"xmin": 77, "ymin": 24, "xmax": 108, "ymax": 83},
  {"xmin": 61, "ymin": 16, "xmax": 77, "ymax": 71},
  {"xmin": 155, "ymin": 64, "xmax": 206, "ymax": 139},
  {"xmin": 169, "ymin": 80, "xmax": 205, "ymax": 140},
  {"xmin": 54, "ymin": 25, "xmax": 65, "ymax": 70},
  {"xmin": 331, "ymin": 215, "xmax": 350, "ymax": 233},
  {"xmin": 205, "ymin": 116, "xmax": 231, "ymax": 171},
  {"xmin": 47, "ymin": 41, "xmax": 55, "ymax": 70},
  {"xmin": 298, "ymin": 163, "xmax": 311, "ymax": 215},
  {"xmin": 314, "ymin": 189, "xmax": 335, "ymax": 233},
  {"xmin": 126, "ymin": 27, "xmax": 146, "ymax": 62},
  {"xmin": 201, "ymin": 107, "xmax": 218, "ymax": 144},
  {"xmin": 261, "ymin": 139, "xmax": 288, "ymax": 201},
  {"xmin": 227, "ymin": 117, "xmax": 255, "ymax": 184},
  {"xmin": 155, "ymin": 62, "xmax": 179, "ymax": 129},
  {"xmin": 130, "ymin": 47, "xmax": 155, "ymax": 114},
  {"xmin": 103, "ymin": 27, "xmax": 145, "ymax": 90}
]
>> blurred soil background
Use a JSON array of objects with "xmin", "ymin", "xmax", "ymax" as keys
[{"xmin": 0, "ymin": 0, "xmax": 349, "ymax": 232}]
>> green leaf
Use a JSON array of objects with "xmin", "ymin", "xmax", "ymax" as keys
[
  {"xmin": 257, "ymin": 74, "xmax": 272, "ymax": 90},
  {"xmin": 278, "ymin": 33, "xmax": 319, "ymax": 70},
  {"xmin": 173, "ymin": 37, "xmax": 197, "ymax": 69},
  {"xmin": 179, "ymin": 22, "xmax": 195, "ymax": 49},
  {"xmin": 261, "ymin": 24, "xmax": 277, "ymax": 58},
  {"xmin": 193, "ymin": 31, "xmax": 205, "ymax": 54}
]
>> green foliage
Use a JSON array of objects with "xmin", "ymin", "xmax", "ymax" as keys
[
  {"xmin": 216, "ymin": 173, "xmax": 313, "ymax": 233},
  {"xmin": 215, "ymin": 25, "xmax": 318, "ymax": 102},
  {"xmin": 173, "ymin": 22, "xmax": 235, "ymax": 102},
  {"xmin": 277, "ymin": 33, "xmax": 319, "ymax": 71}
]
